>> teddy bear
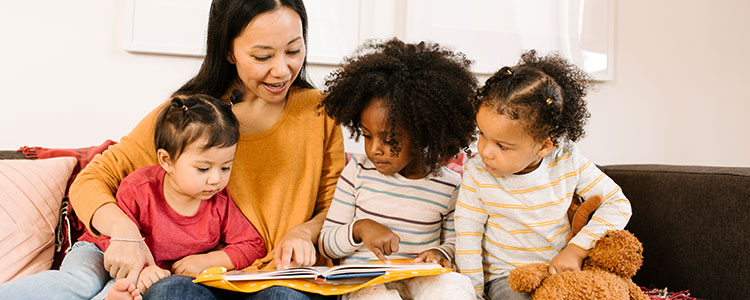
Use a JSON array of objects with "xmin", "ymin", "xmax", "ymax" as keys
[{"xmin": 507, "ymin": 229, "xmax": 649, "ymax": 300}]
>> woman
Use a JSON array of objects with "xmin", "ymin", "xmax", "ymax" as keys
[{"xmin": 69, "ymin": 0, "xmax": 344, "ymax": 299}]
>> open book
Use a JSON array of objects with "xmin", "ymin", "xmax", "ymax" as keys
[
  {"xmin": 221, "ymin": 262, "xmax": 443, "ymax": 281},
  {"xmin": 193, "ymin": 261, "xmax": 451, "ymax": 295}
]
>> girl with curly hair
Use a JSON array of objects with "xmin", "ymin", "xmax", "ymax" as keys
[
  {"xmin": 317, "ymin": 38, "xmax": 477, "ymax": 299},
  {"xmin": 455, "ymin": 50, "xmax": 633, "ymax": 300}
]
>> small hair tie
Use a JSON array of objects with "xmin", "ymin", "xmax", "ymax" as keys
[
  {"xmin": 182, "ymin": 105, "xmax": 188, "ymax": 112},
  {"xmin": 546, "ymin": 98, "xmax": 553, "ymax": 105}
]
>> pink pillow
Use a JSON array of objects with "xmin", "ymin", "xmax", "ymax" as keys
[{"xmin": 0, "ymin": 157, "xmax": 76, "ymax": 283}]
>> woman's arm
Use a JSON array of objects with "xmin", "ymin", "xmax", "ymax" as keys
[
  {"xmin": 274, "ymin": 112, "xmax": 345, "ymax": 269},
  {"xmin": 70, "ymin": 101, "xmax": 167, "ymax": 232},
  {"xmin": 69, "ymin": 101, "xmax": 167, "ymax": 281},
  {"xmin": 273, "ymin": 211, "xmax": 327, "ymax": 269}
]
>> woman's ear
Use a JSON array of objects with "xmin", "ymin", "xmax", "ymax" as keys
[
  {"xmin": 227, "ymin": 52, "xmax": 236, "ymax": 64},
  {"xmin": 537, "ymin": 137, "xmax": 556, "ymax": 158},
  {"xmin": 157, "ymin": 149, "xmax": 173, "ymax": 172}
]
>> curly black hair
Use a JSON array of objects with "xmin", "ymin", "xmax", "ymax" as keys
[
  {"xmin": 477, "ymin": 50, "xmax": 592, "ymax": 145},
  {"xmin": 319, "ymin": 38, "xmax": 477, "ymax": 175}
]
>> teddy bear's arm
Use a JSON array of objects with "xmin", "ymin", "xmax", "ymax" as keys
[
  {"xmin": 626, "ymin": 279, "xmax": 650, "ymax": 300},
  {"xmin": 507, "ymin": 263, "xmax": 550, "ymax": 293}
]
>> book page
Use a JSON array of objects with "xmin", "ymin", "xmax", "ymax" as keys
[
  {"xmin": 223, "ymin": 266, "xmax": 328, "ymax": 281},
  {"xmin": 322, "ymin": 262, "xmax": 442, "ymax": 278}
]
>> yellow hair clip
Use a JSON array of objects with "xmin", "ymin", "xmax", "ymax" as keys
[{"xmin": 546, "ymin": 98, "xmax": 553, "ymax": 105}]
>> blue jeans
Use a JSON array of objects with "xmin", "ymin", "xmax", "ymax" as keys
[
  {"xmin": 0, "ymin": 241, "xmax": 114, "ymax": 300},
  {"xmin": 143, "ymin": 275, "xmax": 334, "ymax": 300}
]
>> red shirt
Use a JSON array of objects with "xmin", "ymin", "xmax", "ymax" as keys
[{"xmin": 79, "ymin": 165, "xmax": 265, "ymax": 270}]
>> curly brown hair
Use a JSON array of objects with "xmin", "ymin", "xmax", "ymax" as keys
[
  {"xmin": 319, "ymin": 38, "xmax": 478, "ymax": 175},
  {"xmin": 477, "ymin": 50, "xmax": 592, "ymax": 145}
]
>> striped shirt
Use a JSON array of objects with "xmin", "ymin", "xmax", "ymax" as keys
[
  {"xmin": 454, "ymin": 145, "xmax": 632, "ymax": 297},
  {"xmin": 319, "ymin": 154, "xmax": 460, "ymax": 264}
]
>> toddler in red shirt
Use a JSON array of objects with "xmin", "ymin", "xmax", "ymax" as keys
[{"xmin": 0, "ymin": 94, "xmax": 265, "ymax": 300}]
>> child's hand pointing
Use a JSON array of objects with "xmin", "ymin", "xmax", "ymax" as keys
[{"xmin": 353, "ymin": 219, "xmax": 400, "ymax": 263}]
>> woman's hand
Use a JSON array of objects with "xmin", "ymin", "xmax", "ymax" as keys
[
  {"xmin": 136, "ymin": 265, "xmax": 171, "ymax": 293},
  {"xmin": 548, "ymin": 244, "xmax": 590, "ymax": 274},
  {"xmin": 413, "ymin": 249, "xmax": 451, "ymax": 268},
  {"xmin": 93, "ymin": 203, "xmax": 155, "ymax": 283},
  {"xmin": 104, "ymin": 237, "xmax": 155, "ymax": 284},
  {"xmin": 353, "ymin": 219, "xmax": 400, "ymax": 263},
  {"xmin": 274, "ymin": 226, "xmax": 317, "ymax": 269}
]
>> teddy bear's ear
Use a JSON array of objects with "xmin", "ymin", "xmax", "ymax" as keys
[{"xmin": 567, "ymin": 195, "xmax": 603, "ymax": 241}]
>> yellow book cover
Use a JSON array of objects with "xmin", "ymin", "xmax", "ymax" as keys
[{"xmin": 193, "ymin": 261, "xmax": 451, "ymax": 295}]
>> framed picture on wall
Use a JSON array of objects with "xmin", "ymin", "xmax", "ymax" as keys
[
  {"xmin": 125, "ymin": 0, "xmax": 210, "ymax": 57},
  {"xmin": 125, "ymin": 0, "xmax": 614, "ymax": 80},
  {"xmin": 124, "ymin": 0, "xmax": 363, "ymax": 64}
]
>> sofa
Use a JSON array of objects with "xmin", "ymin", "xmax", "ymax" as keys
[
  {"xmin": 2, "ymin": 149, "xmax": 747, "ymax": 299},
  {"xmin": 600, "ymin": 164, "xmax": 749, "ymax": 300}
]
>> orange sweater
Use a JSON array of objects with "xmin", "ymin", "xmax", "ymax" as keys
[{"xmin": 69, "ymin": 88, "xmax": 345, "ymax": 269}]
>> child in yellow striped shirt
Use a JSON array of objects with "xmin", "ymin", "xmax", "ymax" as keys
[{"xmin": 454, "ymin": 50, "xmax": 632, "ymax": 300}]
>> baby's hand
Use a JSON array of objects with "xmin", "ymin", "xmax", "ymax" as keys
[
  {"xmin": 548, "ymin": 244, "xmax": 590, "ymax": 274},
  {"xmin": 413, "ymin": 249, "xmax": 451, "ymax": 268},
  {"xmin": 136, "ymin": 265, "xmax": 170, "ymax": 293},
  {"xmin": 171, "ymin": 254, "xmax": 210, "ymax": 276},
  {"xmin": 353, "ymin": 219, "xmax": 400, "ymax": 263}
]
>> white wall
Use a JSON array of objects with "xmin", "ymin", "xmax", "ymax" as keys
[
  {"xmin": 1, "ymin": 1, "xmax": 748, "ymax": 167},
  {"xmin": 577, "ymin": 0, "xmax": 750, "ymax": 167}
]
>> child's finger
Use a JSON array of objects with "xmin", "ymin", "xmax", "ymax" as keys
[
  {"xmin": 372, "ymin": 247, "xmax": 390, "ymax": 264},
  {"xmin": 390, "ymin": 236, "xmax": 400, "ymax": 253},
  {"xmin": 125, "ymin": 266, "xmax": 143, "ymax": 289},
  {"xmin": 440, "ymin": 260, "xmax": 451, "ymax": 268},
  {"xmin": 547, "ymin": 264, "xmax": 558, "ymax": 275},
  {"xmin": 413, "ymin": 254, "xmax": 425, "ymax": 263},
  {"xmin": 136, "ymin": 279, "xmax": 148, "ymax": 294}
]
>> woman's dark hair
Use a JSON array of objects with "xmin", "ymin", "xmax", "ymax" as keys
[
  {"xmin": 174, "ymin": 0, "xmax": 313, "ymax": 101},
  {"xmin": 154, "ymin": 94, "xmax": 239, "ymax": 160},
  {"xmin": 477, "ymin": 50, "xmax": 592, "ymax": 145},
  {"xmin": 320, "ymin": 38, "xmax": 478, "ymax": 175}
]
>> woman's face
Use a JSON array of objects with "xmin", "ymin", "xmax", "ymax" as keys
[{"xmin": 230, "ymin": 7, "xmax": 305, "ymax": 104}]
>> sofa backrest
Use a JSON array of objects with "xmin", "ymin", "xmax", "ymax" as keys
[{"xmin": 601, "ymin": 164, "xmax": 750, "ymax": 299}]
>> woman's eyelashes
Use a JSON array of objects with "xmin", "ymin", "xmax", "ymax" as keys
[
  {"xmin": 252, "ymin": 49, "xmax": 301, "ymax": 62},
  {"xmin": 253, "ymin": 55, "xmax": 271, "ymax": 61}
]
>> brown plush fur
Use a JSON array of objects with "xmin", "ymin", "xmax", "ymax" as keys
[{"xmin": 508, "ymin": 230, "xmax": 649, "ymax": 300}]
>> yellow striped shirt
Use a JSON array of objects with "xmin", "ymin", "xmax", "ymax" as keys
[{"xmin": 454, "ymin": 145, "xmax": 631, "ymax": 297}]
